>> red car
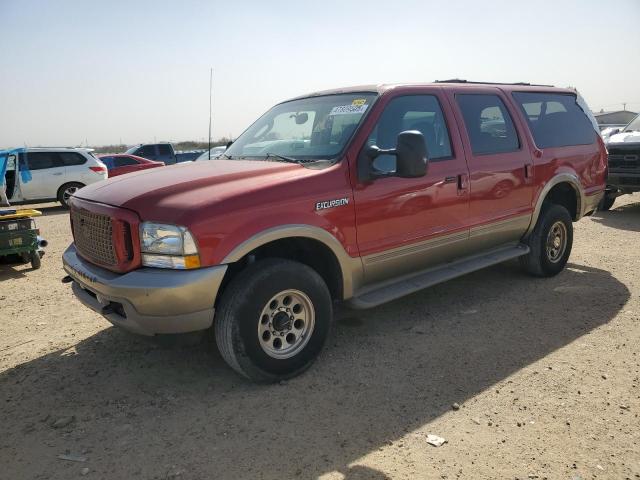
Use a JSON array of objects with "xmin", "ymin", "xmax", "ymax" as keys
[
  {"xmin": 98, "ymin": 154, "xmax": 164, "ymax": 177},
  {"xmin": 64, "ymin": 81, "xmax": 606, "ymax": 382}
]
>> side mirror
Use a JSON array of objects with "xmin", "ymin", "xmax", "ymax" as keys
[
  {"xmin": 226, "ymin": 140, "xmax": 233, "ymax": 149},
  {"xmin": 395, "ymin": 130, "xmax": 428, "ymax": 178},
  {"xmin": 358, "ymin": 130, "xmax": 428, "ymax": 183}
]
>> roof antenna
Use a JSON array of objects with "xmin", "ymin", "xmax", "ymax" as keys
[{"xmin": 208, "ymin": 68, "xmax": 213, "ymax": 160}]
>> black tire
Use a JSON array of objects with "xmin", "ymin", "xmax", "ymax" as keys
[
  {"xmin": 214, "ymin": 258, "xmax": 332, "ymax": 383},
  {"xmin": 57, "ymin": 182, "xmax": 84, "ymax": 208},
  {"xmin": 520, "ymin": 204, "xmax": 573, "ymax": 277},
  {"xmin": 599, "ymin": 194, "xmax": 616, "ymax": 211},
  {"xmin": 30, "ymin": 251, "xmax": 41, "ymax": 270}
]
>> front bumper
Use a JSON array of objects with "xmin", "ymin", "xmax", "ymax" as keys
[
  {"xmin": 63, "ymin": 244, "xmax": 227, "ymax": 336},
  {"xmin": 608, "ymin": 172, "xmax": 640, "ymax": 193}
]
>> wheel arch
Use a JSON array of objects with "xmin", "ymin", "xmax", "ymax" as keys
[
  {"xmin": 221, "ymin": 225, "xmax": 363, "ymax": 300},
  {"xmin": 56, "ymin": 181, "xmax": 85, "ymax": 203},
  {"xmin": 525, "ymin": 174, "xmax": 584, "ymax": 237}
]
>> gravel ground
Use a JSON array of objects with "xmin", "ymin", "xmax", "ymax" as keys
[{"xmin": 1, "ymin": 195, "xmax": 639, "ymax": 480}]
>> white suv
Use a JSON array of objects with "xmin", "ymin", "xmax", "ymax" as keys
[{"xmin": 3, "ymin": 148, "xmax": 108, "ymax": 208}]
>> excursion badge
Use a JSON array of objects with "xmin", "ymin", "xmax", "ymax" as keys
[{"xmin": 315, "ymin": 197, "xmax": 349, "ymax": 211}]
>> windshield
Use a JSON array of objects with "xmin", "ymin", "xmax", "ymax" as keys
[
  {"xmin": 225, "ymin": 93, "xmax": 377, "ymax": 162},
  {"xmin": 196, "ymin": 146, "xmax": 226, "ymax": 161},
  {"xmin": 624, "ymin": 114, "xmax": 640, "ymax": 132}
]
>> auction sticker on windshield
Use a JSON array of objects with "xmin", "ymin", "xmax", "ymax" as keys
[{"xmin": 329, "ymin": 104, "xmax": 368, "ymax": 115}]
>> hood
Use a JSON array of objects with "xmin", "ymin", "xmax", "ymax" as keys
[
  {"xmin": 606, "ymin": 131, "xmax": 640, "ymax": 145},
  {"xmin": 75, "ymin": 159, "xmax": 320, "ymax": 220}
]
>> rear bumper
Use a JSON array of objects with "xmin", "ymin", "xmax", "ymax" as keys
[
  {"xmin": 582, "ymin": 190, "xmax": 604, "ymax": 216},
  {"xmin": 63, "ymin": 244, "xmax": 227, "ymax": 336}
]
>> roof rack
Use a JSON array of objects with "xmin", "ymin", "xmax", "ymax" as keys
[{"xmin": 435, "ymin": 79, "xmax": 554, "ymax": 87}]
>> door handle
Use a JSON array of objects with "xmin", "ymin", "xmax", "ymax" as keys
[
  {"xmin": 444, "ymin": 176, "xmax": 457, "ymax": 184},
  {"xmin": 52, "ymin": 172, "xmax": 63, "ymax": 176},
  {"xmin": 524, "ymin": 163, "xmax": 533, "ymax": 178},
  {"xmin": 457, "ymin": 173, "xmax": 469, "ymax": 196}
]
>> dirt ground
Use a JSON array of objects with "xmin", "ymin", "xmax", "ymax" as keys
[{"xmin": 1, "ymin": 195, "xmax": 639, "ymax": 480}]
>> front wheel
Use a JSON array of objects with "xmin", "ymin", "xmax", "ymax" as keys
[
  {"xmin": 520, "ymin": 204, "xmax": 573, "ymax": 277},
  {"xmin": 214, "ymin": 259, "xmax": 332, "ymax": 382}
]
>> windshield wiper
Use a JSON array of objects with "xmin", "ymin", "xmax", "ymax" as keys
[{"xmin": 264, "ymin": 152, "xmax": 301, "ymax": 164}]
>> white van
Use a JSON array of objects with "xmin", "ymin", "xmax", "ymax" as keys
[{"xmin": 2, "ymin": 148, "xmax": 108, "ymax": 208}]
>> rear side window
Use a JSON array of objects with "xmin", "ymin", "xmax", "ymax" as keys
[
  {"xmin": 115, "ymin": 156, "xmax": 138, "ymax": 167},
  {"xmin": 512, "ymin": 92, "xmax": 596, "ymax": 148},
  {"xmin": 23, "ymin": 152, "xmax": 61, "ymax": 170},
  {"xmin": 59, "ymin": 152, "xmax": 87, "ymax": 166},
  {"xmin": 456, "ymin": 94, "xmax": 520, "ymax": 155},
  {"xmin": 157, "ymin": 144, "xmax": 172, "ymax": 156},
  {"xmin": 100, "ymin": 156, "xmax": 115, "ymax": 169}
]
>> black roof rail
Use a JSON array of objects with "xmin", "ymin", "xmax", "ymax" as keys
[{"xmin": 435, "ymin": 79, "xmax": 554, "ymax": 87}]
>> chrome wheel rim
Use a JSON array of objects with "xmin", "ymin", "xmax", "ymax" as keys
[
  {"xmin": 546, "ymin": 221, "xmax": 567, "ymax": 263},
  {"xmin": 258, "ymin": 289, "xmax": 315, "ymax": 359},
  {"xmin": 63, "ymin": 186, "xmax": 79, "ymax": 202}
]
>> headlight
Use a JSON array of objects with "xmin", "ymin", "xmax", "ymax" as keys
[{"xmin": 140, "ymin": 222, "xmax": 200, "ymax": 269}]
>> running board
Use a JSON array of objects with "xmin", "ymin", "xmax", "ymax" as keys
[{"xmin": 347, "ymin": 244, "xmax": 530, "ymax": 309}]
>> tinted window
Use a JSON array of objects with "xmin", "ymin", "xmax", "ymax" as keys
[
  {"xmin": 512, "ymin": 92, "xmax": 596, "ymax": 148},
  {"xmin": 136, "ymin": 145, "xmax": 156, "ymax": 158},
  {"xmin": 366, "ymin": 95, "xmax": 453, "ymax": 173},
  {"xmin": 157, "ymin": 144, "xmax": 172, "ymax": 156},
  {"xmin": 23, "ymin": 152, "xmax": 61, "ymax": 170},
  {"xmin": 59, "ymin": 152, "xmax": 86, "ymax": 166},
  {"xmin": 456, "ymin": 94, "xmax": 520, "ymax": 155},
  {"xmin": 100, "ymin": 156, "xmax": 115, "ymax": 169},
  {"xmin": 115, "ymin": 156, "xmax": 138, "ymax": 167}
]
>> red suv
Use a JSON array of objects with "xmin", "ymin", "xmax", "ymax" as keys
[{"xmin": 63, "ymin": 81, "xmax": 606, "ymax": 382}]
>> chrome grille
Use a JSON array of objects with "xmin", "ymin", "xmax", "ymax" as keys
[
  {"xmin": 71, "ymin": 209, "xmax": 117, "ymax": 266},
  {"xmin": 608, "ymin": 153, "xmax": 639, "ymax": 170}
]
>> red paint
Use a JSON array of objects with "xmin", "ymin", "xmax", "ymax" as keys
[
  {"xmin": 72, "ymin": 83, "xmax": 606, "ymax": 273},
  {"xmin": 99, "ymin": 154, "xmax": 164, "ymax": 178}
]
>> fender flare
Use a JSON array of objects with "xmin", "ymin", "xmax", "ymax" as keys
[
  {"xmin": 221, "ymin": 224, "xmax": 363, "ymax": 299},
  {"xmin": 525, "ymin": 173, "xmax": 585, "ymax": 236}
]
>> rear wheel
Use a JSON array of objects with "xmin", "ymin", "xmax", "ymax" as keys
[
  {"xmin": 214, "ymin": 258, "xmax": 332, "ymax": 382},
  {"xmin": 57, "ymin": 182, "xmax": 84, "ymax": 208},
  {"xmin": 30, "ymin": 250, "xmax": 41, "ymax": 270},
  {"xmin": 520, "ymin": 204, "xmax": 573, "ymax": 277}
]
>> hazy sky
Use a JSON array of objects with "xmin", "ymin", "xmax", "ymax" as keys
[{"xmin": 1, "ymin": 0, "xmax": 639, "ymax": 148}]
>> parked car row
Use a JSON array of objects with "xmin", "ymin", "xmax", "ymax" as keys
[
  {"xmin": 1, "ymin": 135, "xmax": 236, "ymax": 208},
  {"xmin": 1, "ymin": 148, "xmax": 108, "ymax": 208},
  {"xmin": 125, "ymin": 142, "xmax": 213, "ymax": 164}
]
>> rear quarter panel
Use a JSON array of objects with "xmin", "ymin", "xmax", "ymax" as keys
[{"xmin": 503, "ymin": 89, "xmax": 607, "ymax": 209}]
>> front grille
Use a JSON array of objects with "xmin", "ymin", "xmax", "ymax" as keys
[
  {"xmin": 608, "ymin": 153, "xmax": 639, "ymax": 170},
  {"xmin": 619, "ymin": 177, "xmax": 640, "ymax": 186},
  {"xmin": 71, "ymin": 209, "xmax": 117, "ymax": 266}
]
